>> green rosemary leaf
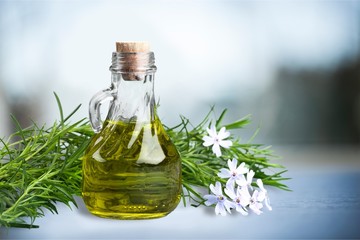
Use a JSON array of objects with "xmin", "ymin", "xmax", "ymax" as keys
[
  {"xmin": 53, "ymin": 92, "xmax": 64, "ymax": 124},
  {"xmin": 194, "ymin": 105, "xmax": 215, "ymax": 130},
  {"xmin": 64, "ymin": 104, "xmax": 82, "ymax": 123},
  {"xmin": 215, "ymin": 108, "xmax": 228, "ymax": 128},
  {"xmin": 0, "ymin": 100, "xmax": 92, "ymax": 228},
  {"xmin": 0, "ymin": 94, "xmax": 289, "ymax": 228},
  {"xmin": 247, "ymin": 125, "xmax": 261, "ymax": 143},
  {"xmin": 7, "ymin": 222, "xmax": 39, "ymax": 229},
  {"xmin": 224, "ymin": 114, "xmax": 251, "ymax": 130},
  {"xmin": 9, "ymin": 115, "xmax": 26, "ymax": 143}
]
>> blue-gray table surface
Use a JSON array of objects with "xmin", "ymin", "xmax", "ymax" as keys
[{"xmin": 1, "ymin": 147, "xmax": 360, "ymax": 239}]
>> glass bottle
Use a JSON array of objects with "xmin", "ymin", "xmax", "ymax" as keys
[{"xmin": 82, "ymin": 42, "xmax": 182, "ymax": 219}]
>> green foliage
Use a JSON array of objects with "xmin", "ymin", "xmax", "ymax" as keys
[
  {"xmin": 0, "ymin": 94, "xmax": 289, "ymax": 228},
  {"xmin": 0, "ymin": 93, "xmax": 93, "ymax": 228},
  {"xmin": 167, "ymin": 107, "xmax": 290, "ymax": 206}
]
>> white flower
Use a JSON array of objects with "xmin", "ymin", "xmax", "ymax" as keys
[
  {"xmin": 218, "ymin": 159, "xmax": 249, "ymax": 187},
  {"xmin": 203, "ymin": 181, "xmax": 233, "ymax": 216},
  {"xmin": 202, "ymin": 126, "xmax": 232, "ymax": 157},
  {"xmin": 257, "ymin": 179, "xmax": 272, "ymax": 211},
  {"xmin": 240, "ymin": 187, "xmax": 264, "ymax": 215},
  {"xmin": 224, "ymin": 185, "xmax": 248, "ymax": 216},
  {"xmin": 236, "ymin": 169, "xmax": 255, "ymax": 190}
]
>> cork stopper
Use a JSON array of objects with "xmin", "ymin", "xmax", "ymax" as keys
[
  {"xmin": 113, "ymin": 42, "xmax": 152, "ymax": 81},
  {"xmin": 116, "ymin": 42, "xmax": 150, "ymax": 53}
]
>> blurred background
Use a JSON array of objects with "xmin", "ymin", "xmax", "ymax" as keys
[
  {"xmin": 1, "ymin": 1, "xmax": 360, "ymax": 239},
  {"xmin": 0, "ymin": 0, "xmax": 359, "ymax": 151}
]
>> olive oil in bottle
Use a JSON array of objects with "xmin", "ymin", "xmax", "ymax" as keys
[{"xmin": 82, "ymin": 42, "xmax": 182, "ymax": 219}]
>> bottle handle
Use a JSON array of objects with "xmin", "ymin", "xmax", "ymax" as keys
[{"xmin": 89, "ymin": 88, "xmax": 114, "ymax": 133}]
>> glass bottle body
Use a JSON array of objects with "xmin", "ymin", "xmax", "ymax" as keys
[{"xmin": 82, "ymin": 52, "xmax": 182, "ymax": 219}]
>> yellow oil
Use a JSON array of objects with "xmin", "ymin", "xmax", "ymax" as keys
[{"xmin": 82, "ymin": 118, "xmax": 182, "ymax": 219}]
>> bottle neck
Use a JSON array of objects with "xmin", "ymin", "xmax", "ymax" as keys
[
  {"xmin": 107, "ymin": 51, "xmax": 157, "ymax": 123},
  {"xmin": 88, "ymin": 51, "xmax": 157, "ymax": 132},
  {"xmin": 110, "ymin": 51, "xmax": 156, "ymax": 81},
  {"xmin": 107, "ymin": 71, "xmax": 156, "ymax": 123}
]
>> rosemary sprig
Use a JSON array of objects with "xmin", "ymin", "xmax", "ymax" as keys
[
  {"xmin": 0, "ymin": 93, "xmax": 93, "ymax": 228},
  {"xmin": 0, "ymin": 94, "xmax": 289, "ymax": 228},
  {"xmin": 166, "ymin": 108, "xmax": 290, "ymax": 205}
]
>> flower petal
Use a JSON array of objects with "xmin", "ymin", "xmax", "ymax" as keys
[
  {"xmin": 203, "ymin": 136, "xmax": 215, "ymax": 146},
  {"xmin": 247, "ymin": 170, "xmax": 255, "ymax": 184},
  {"xmin": 239, "ymin": 188, "xmax": 251, "ymax": 206},
  {"xmin": 212, "ymin": 143, "xmax": 222, "ymax": 157},
  {"xmin": 208, "ymin": 125, "xmax": 219, "ymax": 138},
  {"xmin": 224, "ymin": 200, "xmax": 235, "ymax": 213},
  {"xmin": 257, "ymin": 191, "xmax": 266, "ymax": 202},
  {"xmin": 257, "ymin": 179, "xmax": 266, "ymax": 192},
  {"xmin": 250, "ymin": 203, "xmax": 263, "ymax": 215},
  {"xmin": 205, "ymin": 127, "xmax": 212, "ymax": 137},
  {"xmin": 219, "ymin": 140, "xmax": 232, "ymax": 149},
  {"xmin": 213, "ymin": 181, "xmax": 223, "ymax": 195},
  {"xmin": 226, "ymin": 178, "xmax": 236, "ymax": 190},
  {"xmin": 235, "ymin": 185, "xmax": 243, "ymax": 197},
  {"xmin": 265, "ymin": 197, "xmax": 272, "ymax": 211},
  {"xmin": 252, "ymin": 190, "xmax": 260, "ymax": 200},
  {"xmin": 215, "ymin": 202, "xmax": 227, "ymax": 216},
  {"xmin": 240, "ymin": 197, "xmax": 250, "ymax": 207},
  {"xmin": 209, "ymin": 183, "xmax": 216, "ymax": 195},
  {"xmin": 239, "ymin": 187, "xmax": 251, "ymax": 207},
  {"xmin": 224, "ymin": 184, "xmax": 236, "ymax": 199},
  {"xmin": 218, "ymin": 168, "xmax": 231, "ymax": 179},
  {"xmin": 236, "ymin": 174, "xmax": 247, "ymax": 187},
  {"xmin": 218, "ymin": 127, "xmax": 230, "ymax": 139},
  {"xmin": 236, "ymin": 205, "xmax": 249, "ymax": 216},
  {"xmin": 228, "ymin": 158, "xmax": 237, "ymax": 171},
  {"xmin": 237, "ymin": 162, "xmax": 249, "ymax": 174},
  {"xmin": 203, "ymin": 194, "xmax": 218, "ymax": 206}
]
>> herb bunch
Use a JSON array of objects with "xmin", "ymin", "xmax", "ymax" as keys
[
  {"xmin": 0, "ymin": 94, "xmax": 288, "ymax": 228},
  {"xmin": 166, "ymin": 107, "xmax": 289, "ymax": 206},
  {"xmin": 0, "ymin": 94, "xmax": 93, "ymax": 228}
]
